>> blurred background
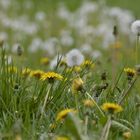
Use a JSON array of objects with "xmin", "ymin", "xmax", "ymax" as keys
[{"xmin": 0, "ymin": 0, "xmax": 140, "ymax": 68}]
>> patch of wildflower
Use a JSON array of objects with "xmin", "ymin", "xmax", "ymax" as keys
[{"xmin": 101, "ymin": 103, "xmax": 123, "ymax": 114}]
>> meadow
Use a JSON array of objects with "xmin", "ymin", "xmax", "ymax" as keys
[{"xmin": 0, "ymin": 0, "xmax": 140, "ymax": 140}]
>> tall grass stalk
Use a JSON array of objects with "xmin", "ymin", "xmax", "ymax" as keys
[{"xmin": 135, "ymin": 35, "xmax": 139, "ymax": 65}]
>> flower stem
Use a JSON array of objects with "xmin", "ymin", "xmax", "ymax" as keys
[
  {"xmin": 135, "ymin": 35, "xmax": 139, "ymax": 65},
  {"xmin": 41, "ymin": 84, "xmax": 51, "ymax": 118},
  {"xmin": 75, "ymin": 94, "xmax": 79, "ymax": 111},
  {"xmin": 85, "ymin": 91, "xmax": 105, "ymax": 117},
  {"xmin": 118, "ymin": 76, "xmax": 137, "ymax": 105},
  {"xmin": 84, "ymin": 115, "xmax": 88, "ymax": 135}
]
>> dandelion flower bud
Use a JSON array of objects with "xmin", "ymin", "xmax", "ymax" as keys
[
  {"xmin": 113, "ymin": 25, "xmax": 118, "ymax": 37},
  {"xmin": 72, "ymin": 77, "xmax": 84, "ymax": 94},
  {"xmin": 83, "ymin": 99, "xmax": 94, "ymax": 108},
  {"xmin": 131, "ymin": 20, "xmax": 140, "ymax": 36},
  {"xmin": 123, "ymin": 131, "xmax": 131, "ymax": 139},
  {"xmin": 124, "ymin": 68, "xmax": 136, "ymax": 81},
  {"xmin": 17, "ymin": 44, "xmax": 24, "ymax": 56}
]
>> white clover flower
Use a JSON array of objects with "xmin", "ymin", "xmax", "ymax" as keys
[
  {"xmin": 131, "ymin": 20, "xmax": 140, "ymax": 36},
  {"xmin": 66, "ymin": 49, "xmax": 84, "ymax": 67}
]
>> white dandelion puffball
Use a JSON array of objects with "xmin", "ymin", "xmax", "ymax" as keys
[
  {"xmin": 131, "ymin": 20, "xmax": 140, "ymax": 35},
  {"xmin": 66, "ymin": 49, "xmax": 84, "ymax": 67}
]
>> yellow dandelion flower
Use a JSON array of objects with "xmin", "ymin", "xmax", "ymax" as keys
[
  {"xmin": 72, "ymin": 77, "xmax": 84, "ymax": 94},
  {"xmin": 124, "ymin": 68, "xmax": 136, "ymax": 81},
  {"xmin": 81, "ymin": 60, "xmax": 95, "ymax": 69},
  {"xmin": 22, "ymin": 68, "xmax": 31, "ymax": 77},
  {"xmin": 123, "ymin": 131, "xmax": 131, "ymax": 139},
  {"xmin": 101, "ymin": 103, "xmax": 123, "ymax": 114},
  {"xmin": 40, "ymin": 71, "xmax": 63, "ymax": 83},
  {"xmin": 30, "ymin": 70, "xmax": 45, "ymax": 79},
  {"xmin": 83, "ymin": 99, "xmax": 94, "ymax": 108},
  {"xmin": 124, "ymin": 68, "xmax": 136, "ymax": 76},
  {"xmin": 8, "ymin": 66, "xmax": 18, "ymax": 73},
  {"xmin": 56, "ymin": 109, "xmax": 76, "ymax": 121},
  {"xmin": 40, "ymin": 57, "xmax": 49, "ymax": 65},
  {"xmin": 55, "ymin": 136, "xmax": 70, "ymax": 140}
]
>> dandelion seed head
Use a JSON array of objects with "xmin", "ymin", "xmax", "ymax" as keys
[
  {"xmin": 131, "ymin": 20, "xmax": 140, "ymax": 36},
  {"xmin": 66, "ymin": 49, "xmax": 84, "ymax": 67}
]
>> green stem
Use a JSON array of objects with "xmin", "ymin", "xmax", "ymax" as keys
[
  {"xmin": 41, "ymin": 84, "xmax": 52, "ymax": 117},
  {"xmin": 118, "ymin": 76, "xmax": 137, "ymax": 105},
  {"xmin": 135, "ymin": 35, "xmax": 139, "ymax": 65},
  {"xmin": 85, "ymin": 91, "xmax": 105, "ymax": 117},
  {"xmin": 100, "ymin": 115, "xmax": 112, "ymax": 140},
  {"xmin": 84, "ymin": 115, "xmax": 88, "ymax": 135},
  {"xmin": 75, "ymin": 94, "xmax": 79, "ymax": 111}
]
